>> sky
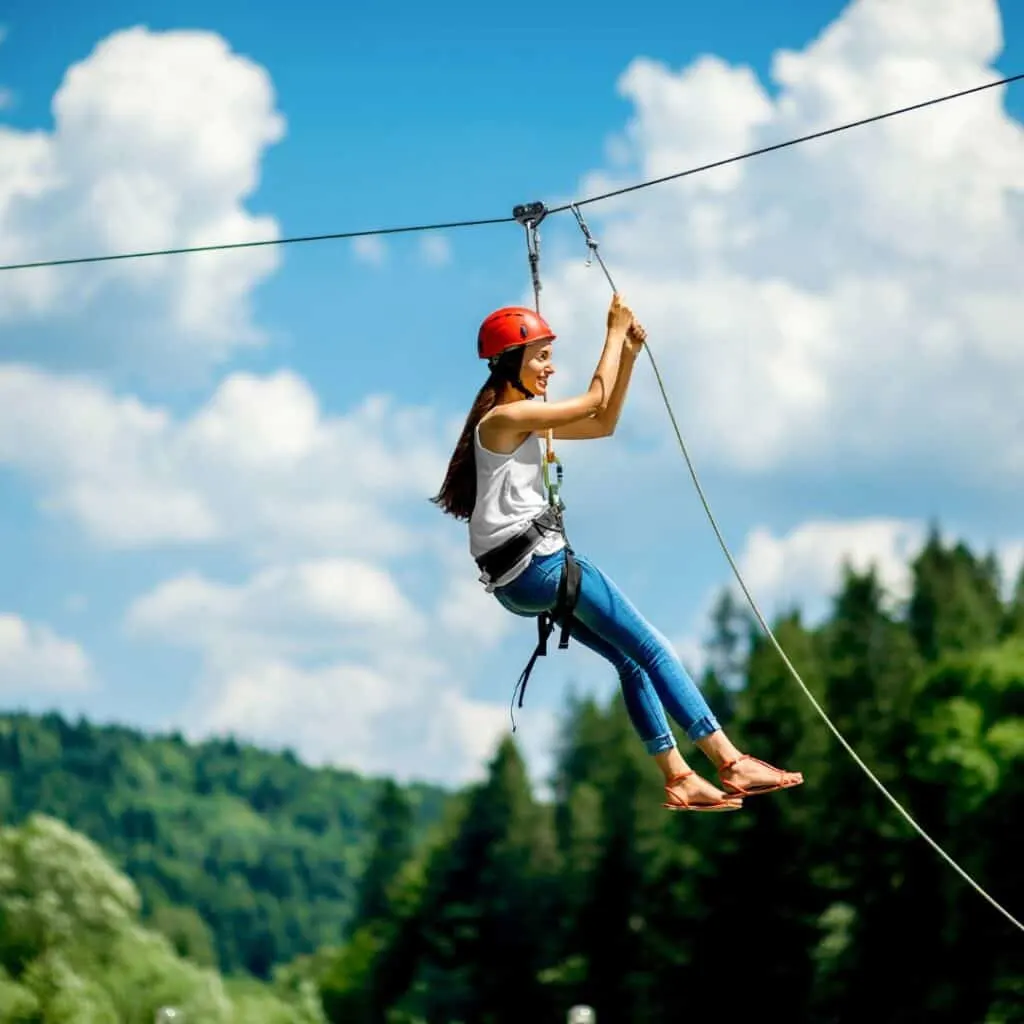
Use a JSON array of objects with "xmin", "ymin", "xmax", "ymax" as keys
[{"xmin": 0, "ymin": 0, "xmax": 1022, "ymax": 789}]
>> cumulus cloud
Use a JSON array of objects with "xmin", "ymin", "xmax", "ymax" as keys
[
  {"xmin": 539, "ymin": 0, "xmax": 1024, "ymax": 486},
  {"xmin": 177, "ymin": 655, "xmax": 556, "ymax": 786},
  {"xmin": 675, "ymin": 514, "xmax": 1024, "ymax": 678},
  {"xmin": 125, "ymin": 553, "xmax": 545, "ymax": 785},
  {"xmin": 126, "ymin": 558, "xmax": 427, "ymax": 662},
  {"xmin": 0, "ymin": 363, "xmax": 447, "ymax": 557},
  {"xmin": 0, "ymin": 26, "xmax": 285, "ymax": 376},
  {"xmin": 737, "ymin": 517, "xmax": 928, "ymax": 616},
  {"xmin": 0, "ymin": 614, "xmax": 93, "ymax": 693}
]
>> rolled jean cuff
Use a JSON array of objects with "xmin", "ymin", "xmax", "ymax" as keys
[
  {"xmin": 686, "ymin": 714, "xmax": 721, "ymax": 743},
  {"xmin": 644, "ymin": 732, "xmax": 677, "ymax": 756}
]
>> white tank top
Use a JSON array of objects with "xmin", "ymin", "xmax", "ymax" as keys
[{"xmin": 469, "ymin": 422, "xmax": 566, "ymax": 591}]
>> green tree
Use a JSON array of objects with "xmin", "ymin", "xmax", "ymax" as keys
[
  {"xmin": 394, "ymin": 736, "xmax": 561, "ymax": 1024},
  {"xmin": 354, "ymin": 780, "xmax": 415, "ymax": 930},
  {"xmin": 909, "ymin": 527, "xmax": 1004, "ymax": 661},
  {"xmin": 148, "ymin": 904, "xmax": 218, "ymax": 968},
  {"xmin": 0, "ymin": 814, "xmax": 328, "ymax": 1023}
]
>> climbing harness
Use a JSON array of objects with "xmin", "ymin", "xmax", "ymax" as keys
[
  {"xmin": 565, "ymin": 203, "xmax": 1024, "ymax": 937},
  {"xmin": 482, "ymin": 201, "xmax": 584, "ymax": 730}
]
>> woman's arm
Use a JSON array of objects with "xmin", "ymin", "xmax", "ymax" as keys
[
  {"xmin": 484, "ymin": 296, "xmax": 634, "ymax": 437},
  {"xmin": 554, "ymin": 319, "xmax": 645, "ymax": 440}
]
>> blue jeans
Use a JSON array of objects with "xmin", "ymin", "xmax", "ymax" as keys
[{"xmin": 493, "ymin": 548, "xmax": 721, "ymax": 754}]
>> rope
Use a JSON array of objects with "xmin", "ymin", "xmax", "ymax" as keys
[
  {"xmin": 1, "ymin": 72, "xmax": 1019, "ymax": 274},
  {"xmin": 567, "ymin": 205, "xmax": 1024, "ymax": 937}
]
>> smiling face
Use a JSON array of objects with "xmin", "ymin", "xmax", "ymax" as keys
[{"xmin": 518, "ymin": 337, "xmax": 555, "ymax": 397}]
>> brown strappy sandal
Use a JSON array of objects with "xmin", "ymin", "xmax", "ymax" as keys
[
  {"xmin": 718, "ymin": 754, "xmax": 804, "ymax": 798},
  {"xmin": 662, "ymin": 770, "xmax": 743, "ymax": 812}
]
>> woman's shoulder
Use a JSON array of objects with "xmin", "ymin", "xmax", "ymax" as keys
[{"xmin": 477, "ymin": 412, "xmax": 535, "ymax": 455}]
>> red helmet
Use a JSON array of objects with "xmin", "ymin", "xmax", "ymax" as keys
[{"xmin": 477, "ymin": 306, "xmax": 556, "ymax": 361}]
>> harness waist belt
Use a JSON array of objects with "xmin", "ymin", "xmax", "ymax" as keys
[{"xmin": 474, "ymin": 504, "xmax": 564, "ymax": 584}]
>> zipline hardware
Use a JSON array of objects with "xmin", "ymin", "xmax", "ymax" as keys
[
  {"xmin": 512, "ymin": 201, "xmax": 547, "ymax": 227},
  {"xmin": 512, "ymin": 201, "xmax": 548, "ymax": 314}
]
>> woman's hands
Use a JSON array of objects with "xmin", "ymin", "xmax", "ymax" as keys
[
  {"xmin": 625, "ymin": 318, "xmax": 646, "ymax": 357},
  {"xmin": 608, "ymin": 293, "xmax": 646, "ymax": 355},
  {"xmin": 607, "ymin": 293, "xmax": 634, "ymax": 336}
]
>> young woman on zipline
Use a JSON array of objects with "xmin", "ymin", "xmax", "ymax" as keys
[{"xmin": 433, "ymin": 294, "xmax": 803, "ymax": 811}]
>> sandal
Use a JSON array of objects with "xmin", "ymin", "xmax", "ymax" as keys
[
  {"xmin": 718, "ymin": 754, "xmax": 804, "ymax": 798},
  {"xmin": 662, "ymin": 770, "xmax": 743, "ymax": 813}
]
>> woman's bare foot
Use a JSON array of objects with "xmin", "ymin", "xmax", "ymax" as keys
[
  {"xmin": 663, "ymin": 771, "xmax": 743, "ymax": 813},
  {"xmin": 718, "ymin": 754, "xmax": 803, "ymax": 798}
]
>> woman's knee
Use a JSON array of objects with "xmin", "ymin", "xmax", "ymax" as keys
[{"xmin": 615, "ymin": 655, "xmax": 644, "ymax": 683}]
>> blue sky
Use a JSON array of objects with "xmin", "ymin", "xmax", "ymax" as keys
[{"xmin": 0, "ymin": 0, "xmax": 1022, "ymax": 786}]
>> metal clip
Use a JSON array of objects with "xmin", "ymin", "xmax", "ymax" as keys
[{"xmin": 569, "ymin": 201, "xmax": 617, "ymax": 293}]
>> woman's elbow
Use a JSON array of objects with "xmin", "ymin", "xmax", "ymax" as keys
[{"xmin": 587, "ymin": 382, "xmax": 611, "ymax": 415}]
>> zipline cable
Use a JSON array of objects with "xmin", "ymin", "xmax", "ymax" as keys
[
  {"xmin": 567, "ymin": 202, "xmax": 1024, "ymax": 937},
  {"xmin": 0, "ymin": 215, "xmax": 516, "ymax": 273},
  {"xmin": 0, "ymin": 72, "xmax": 1020, "ymax": 274},
  {"xmin": 551, "ymin": 71, "xmax": 1024, "ymax": 212}
]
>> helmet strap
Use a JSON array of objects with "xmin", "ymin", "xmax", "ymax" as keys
[{"xmin": 488, "ymin": 353, "xmax": 536, "ymax": 400}]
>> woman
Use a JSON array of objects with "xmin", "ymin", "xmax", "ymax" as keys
[{"xmin": 433, "ymin": 293, "xmax": 803, "ymax": 811}]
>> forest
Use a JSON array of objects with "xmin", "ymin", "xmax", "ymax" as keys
[{"xmin": 1, "ymin": 527, "xmax": 1022, "ymax": 1022}]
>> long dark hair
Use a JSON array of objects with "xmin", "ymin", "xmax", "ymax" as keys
[{"xmin": 432, "ymin": 347, "xmax": 525, "ymax": 521}]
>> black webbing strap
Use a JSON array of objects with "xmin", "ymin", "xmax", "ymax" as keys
[{"xmin": 510, "ymin": 541, "xmax": 582, "ymax": 732}]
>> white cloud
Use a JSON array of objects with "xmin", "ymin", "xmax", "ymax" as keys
[
  {"xmin": 675, "ymin": 515, "xmax": 1024, "ymax": 677},
  {"xmin": 539, "ymin": 0, "xmax": 1024, "ymax": 485},
  {"xmin": 670, "ymin": 517, "xmax": 928, "ymax": 679},
  {"xmin": 126, "ymin": 558, "xmax": 427, "ymax": 662},
  {"xmin": 352, "ymin": 235, "xmax": 387, "ymax": 266},
  {"xmin": 737, "ymin": 517, "xmax": 928, "ymax": 616},
  {"xmin": 0, "ymin": 26, "xmax": 285, "ymax": 375},
  {"xmin": 0, "ymin": 614, "xmax": 93, "ymax": 693},
  {"xmin": 733, "ymin": 516, "xmax": 1024, "ymax": 621},
  {"xmin": 419, "ymin": 234, "xmax": 451, "ymax": 268},
  {"xmin": 126, "ymin": 553, "xmax": 546, "ymax": 785},
  {"xmin": 0, "ymin": 363, "xmax": 447, "ymax": 558},
  {"xmin": 178, "ymin": 654, "xmax": 555, "ymax": 786}
]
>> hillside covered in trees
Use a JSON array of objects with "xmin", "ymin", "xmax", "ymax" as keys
[
  {"xmin": 0, "ymin": 717, "xmax": 451, "ymax": 979},
  {"xmin": 0, "ymin": 527, "xmax": 1022, "ymax": 1023}
]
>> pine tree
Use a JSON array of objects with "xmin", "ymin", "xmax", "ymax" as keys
[
  {"xmin": 399, "ymin": 737, "xmax": 561, "ymax": 1024},
  {"xmin": 354, "ymin": 781, "xmax": 414, "ymax": 930},
  {"xmin": 909, "ymin": 528, "xmax": 1003, "ymax": 661}
]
